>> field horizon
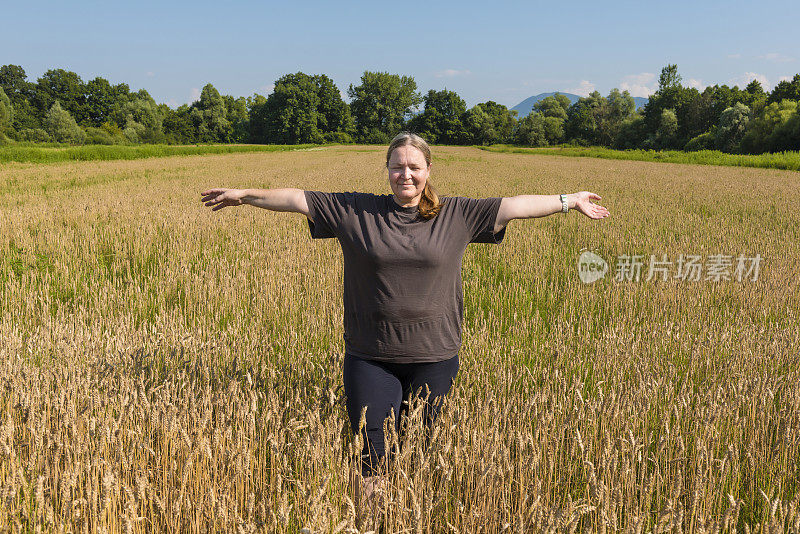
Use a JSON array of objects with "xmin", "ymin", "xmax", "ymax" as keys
[{"xmin": 3, "ymin": 142, "xmax": 800, "ymax": 173}]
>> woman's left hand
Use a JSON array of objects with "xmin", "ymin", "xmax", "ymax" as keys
[{"xmin": 572, "ymin": 191, "xmax": 610, "ymax": 219}]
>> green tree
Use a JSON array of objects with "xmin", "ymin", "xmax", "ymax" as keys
[
  {"xmin": 606, "ymin": 89, "xmax": 635, "ymax": 123},
  {"xmin": 110, "ymin": 83, "xmax": 133, "ymax": 126},
  {"xmin": 709, "ymin": 85, "xmax": 747, "ymax": 117},
  {"xmin": 314, "ymin": 75, "xmax": 354, "ymax": 141},
  {"xmin": 770, "ymin": 107, "xmax": 800, "ymax": 152},
  {"xmin": 119, "ymin": 89, "xmax": 164, "ymax": 143},
  {"xmin": 246, "ymin": 94, "xmax": 269, "ymax": 142},
  {"xmin": 0, "ymin": 64, "xmax": 39, "ymax": 130},
  {"xmin": 478, "ymin": 102, "xmax": 516, "ymax": 143},
  {"xmin": 682, "ymin": 84, "xmax": 752, "ymax": 142},
  {"xmin": 613, "ymin": 114, "xmax": 646, "ymax": 149},
  {"xmin": 348, "ymin": 71, "xmax": 421, "ymax": 143},
  {"xmin": 35, "ymin": 69, "xmax": 88, "ymax": 125},
  {"xmin": 513, "ymin": 114, "xmax": 548, "ymax": 146},
  {"xmin": 513, "ymin": 96, "xmax": 564, "ymax": 147},
  {"xmin": 541, "ymin": 116, "xmax": 565, "ymax": 145},
  {"xmin": 745, "ymin": 79, "xmax": 767, "ymax": 110},
  {"xmin": 641, "ymin": 65, "xmax": 701, "ymax": 147},
  {"xmin": 250, "ymin": 73, "xmax": 352, "ymax": 144},
  {"xmin": 0, "ymin": 87, "xmax": 13, "ymax": 137},
  {"xmin": 162, "ymin": 104, "xmax": 196, "ymax": 144},
  {"xmin": 683, "ymin": 87, "xmax": 717, "ymax": 140},
  {"xmin": 0, "ymin": 65, "xmax": 31, "ymax": 106},
  {"xmin": 714, "ymin": 102, "xmax": 750, "ymax": 152},
  {"xmin": 407, "ymin": 89, "xmax": 467, "ymax": 144},
  {"xmin": 533, "ymin": 94, "xmax": 571, "ymax": 120},
  {"xmin": 85, "ymin": 77, "xmax": 120, "ymax": 126},
  {"xmin": 567, "ymin": 89, "xmax": 637, "ymax": 146},
  {"xmin": 84, "ymin": 126, "xmax": 116, "ymax": 145},
  {"xmin": 223, "ymin": 95, "xmax": 250, "ymax": 142},
  {"xmin": 463, "ymin": 101, "xmax": 517, "ymax": 145},
  {"xmin": 768, "ymin": 74, "xmax": 800, "ymax": 104},
  {"xmin": 462, "ymin": 105, "xmax": 494, "ymax": 145},
  {"xmin": 189, "ymin": 84, "xmax": 232, "ymax": 143},
  {"xmin": 565, "ymin": 91, "xmax": 606, "ymax": 145},
  {"xmin": 250, "ymin": 76, "xmax": 315, "ymax": 144},
  {"xmin": 658, "ymin": 64, "xmax": 682, "ymax": 92},
  {"xmin": 16, "ymin": 128, "xmax": 51, "ymax": 142},
  {"xmin": 603, "ymin": 89, "xmax": 636, "ymax": 145},
  {"xmin": 740, "ymin": 99, "xmax": 798, "ymax": 153},
  {"xmin": 684, "ymin": 130, "xmax": 716, "ymax": 152},
  {"xmin": 655, "ymin": 109, "xmax": 679, "ymax": 148},
  {"xmin": 44, "ymin": 101, "xmax": 86, "ymax": 144}
]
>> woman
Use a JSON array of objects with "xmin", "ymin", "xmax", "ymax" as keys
[{"xmin": 201, "ymin": 132, "xmax": 609, "ymax": 523}]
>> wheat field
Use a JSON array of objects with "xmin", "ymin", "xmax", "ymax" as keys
[{"xmin": 1, "ymin": 146, "xmax": 799, "ymax": 532}]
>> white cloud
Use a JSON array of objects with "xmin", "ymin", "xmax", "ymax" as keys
[
  {"xmin": 166, "ymin": 99, "xmax": 179, "ymax": 108},
  {"xmin": 435, "ymin": 69, "xmax": 471, "ymax": 78},
  {"xmin": 687, "ymin": 78, "xmax": 705, "ymax": 90},
  {"xmin": 730, "ymin": 72, "xmax": 770, "ymax": 89},
  {"xmin": 146, "ymin": 71, "xmax": 155, "ymax": 77},
  {"xmin": 564, "ymin": 80, "xmax": 595, "ymax": 97},
  {"xmin": 759, "ymin": 52, "xmax": 795, "ymax": 63},
  {"xmin": 747, "ymin": 72, "xmax": 770, "ymax": 87},
  {"xmin": 727, "ymin": 54, "xmax": 742, "ymax": 59},
  {"xmin": 779, "ymin": 75, "xmax": 792, "ymax": 83},
  {"xmin": 190, "ymin": 87, "xmax": 201, "ymax": 102},
  {"xmin": 259, "ymin": 84, "xmax": 274, "ymax": 94},
  {"xmin": 619, "ymin": 72, "xmax": 657, "ymax": 98}
]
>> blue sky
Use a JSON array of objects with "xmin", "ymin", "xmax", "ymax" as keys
[{"xmin": 3, "ymin": 0, "xmax": 798, "ymax": 109}]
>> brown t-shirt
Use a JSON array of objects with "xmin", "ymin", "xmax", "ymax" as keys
[{"xmin": 304, "ymin": 190, "xmax": 506, "ymax": 363}]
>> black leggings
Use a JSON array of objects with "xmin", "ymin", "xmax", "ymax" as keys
[{"xmin": 343, "ymin": 352, "xmax": 459, "ymax": 477}]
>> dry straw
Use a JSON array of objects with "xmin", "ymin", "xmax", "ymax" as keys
[{"xmin": 1, "ymin": 146, "xmax": 799, "ymax": 531}]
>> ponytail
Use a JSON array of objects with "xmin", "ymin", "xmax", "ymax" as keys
[{"xmin": 418, "ymin": 181, "xmax": 442, "ymax": 220}]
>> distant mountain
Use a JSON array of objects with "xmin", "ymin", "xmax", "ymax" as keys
[
  {"xmin": 510, "ymin": 92, "xmax": 648, "ymax": 118},
  {"xmin": 511, "ymin": 92, "xmax": 581, "ymax": 117}
]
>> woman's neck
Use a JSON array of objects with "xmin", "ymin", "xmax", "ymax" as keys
[{"xmin": 392, "ymin": 194, "xmax": 421, "ymax": 208}]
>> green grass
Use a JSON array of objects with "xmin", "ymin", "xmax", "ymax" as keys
[
  {"xmin": 0, "ymin": 143, "xmax": 327, "ymax": 164},
  {"xmin": 6, "ymin": 142, "xmax": 800, "ymax": 171},
  {"xmin": 476, "ymin": 145, "xmax": 800, "ymax": 172}
]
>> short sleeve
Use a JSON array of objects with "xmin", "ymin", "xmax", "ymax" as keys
[
  {"xmin": 303, "ymin": 190, "xmax": 350, "ymax": 239},
  {"xmin": 458, "ymin": 196, "xmax": 507, "ymax": 244}
]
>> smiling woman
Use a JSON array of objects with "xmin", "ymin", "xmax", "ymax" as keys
[
  {"xmin": 386, "ymin": 133, "xmax": 437, "ymax": 213},
  {"xmin": 199, "ymin": 131, "xmax": 609, "ymax": 529}
]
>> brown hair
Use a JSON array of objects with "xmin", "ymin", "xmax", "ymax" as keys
[{"xmin": 386, "ymin": 131, "xmax": 442, "ymax": 220}]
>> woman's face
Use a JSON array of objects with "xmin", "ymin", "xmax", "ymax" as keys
[{"xmin": 387, "ymin": 145, "xmax": 430, "ymax": 206}]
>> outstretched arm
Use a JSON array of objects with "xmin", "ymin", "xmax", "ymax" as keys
[
  {"xmin": 494, "ymin": 192, "xmax": 609, "ymax": 233},
  {"xmin": 200, "ymin": 188, "xmax": 310, "ymax": 216}
]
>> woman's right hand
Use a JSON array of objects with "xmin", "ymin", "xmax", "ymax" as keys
[{"xmin": 200, "ymin": 188, "xmax": 248, "ymax": 211}]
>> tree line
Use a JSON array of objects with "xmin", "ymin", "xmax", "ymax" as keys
[{"xmin": 1, "ymin": 64, "xmax": 799, "ymax": 154}]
